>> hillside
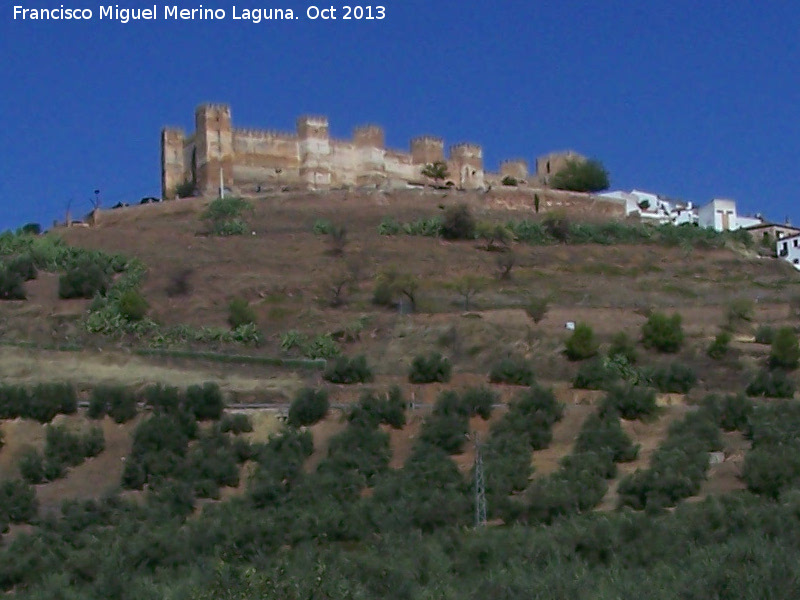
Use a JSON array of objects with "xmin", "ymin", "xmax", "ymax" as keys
[{"xmin": 1, "ymin": 188, "xmax": 800, "ymax": 598}]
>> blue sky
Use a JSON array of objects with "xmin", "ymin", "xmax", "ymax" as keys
[{"xmin": 1, "ymin": 0, "xmax": 798, "ymax": 229}]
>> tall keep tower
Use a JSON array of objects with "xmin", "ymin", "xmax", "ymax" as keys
[
  {"xmin": 195, "ymin": 104, "xmax": 234, "ymax": 196},
  {"xmin": 297, "ymin": 115, "xmax": 332, "ymax": 188},
  {"xmin": 450, "ymin": 143, "xmax": 484, "ymax": 189},
  {"xmin": 161, "ymin": 128, "xmax": 186, "ymax": 199}
]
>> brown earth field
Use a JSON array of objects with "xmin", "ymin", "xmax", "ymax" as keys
[{"xmin": 0, "ymin": 188, "xmax": 799, "ymax": 515}]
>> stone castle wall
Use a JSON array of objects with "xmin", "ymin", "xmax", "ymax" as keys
[{"xmin": 161, "ymin": 104, "xmax": 584, "ymax": 200}]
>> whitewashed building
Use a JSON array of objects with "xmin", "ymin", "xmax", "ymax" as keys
[
  {"xmin": 698, "ymin": 198, "xmax": 737, "ymax": 231},
  {"xmin": 777, "ymin": 234, "xmax": 800, "ymax": 270},
  {"xmin": 698, "ymin": 198, "xmax": 764, "ymax": 231},
  {"xmin": 598, "ymin": 189, "xmax": 698, "ymax": 225}
]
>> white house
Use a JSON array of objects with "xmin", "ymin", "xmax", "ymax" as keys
[
  {"xmin": 698, "ymin": 198, "xmax": 739, "ymax": 231},
  {"xmin": 598, "ymin": 189, "xmax": 672, "ymax": 223},
  {"xmin": 777, "ymin": 234, "xmax": 800, "ymax": 270},
  {"xmin": 598, "ymin": 189, "xmax": 699, "ymax": 225}
]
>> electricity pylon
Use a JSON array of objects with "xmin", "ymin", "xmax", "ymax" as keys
[{"xmin": 472, "ymin": 432, "xmax": 487, "ymax": 528}]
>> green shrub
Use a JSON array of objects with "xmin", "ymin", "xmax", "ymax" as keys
[
  {"xmin": 550, "ymin": 158, "xmax": 610, "ymax": 193},
  {"xmin": 573, "ymin": 356, "xmax": 620, "ymax": 390},
  {"xmin": 564, "ymin": 323, "xmax": 599, "ymax": 361},
  {"xmin": 746, "ymin": 369, "xmax": 795, "ymax": 398},
  {"xmin": 440, "ymin": 203, "xmax": 476, "ymax": 240},
  {"xmin": 321, "ymin": 424, "xmax": 391, "ymax": 484},
  {"xmin": 770, "ymin": 326, "xmax": 800, "ymax": 370},
  {"xmin": 617, "ymin": 409, "xmax": 720, "ymax": 510},
  {"xmin": 488, "ymin": 356, "xmax": 534, "ymax": 386},
  {"xmin": 184, "ymin": 382, "xmax": 225, "ymax": 421},
  {"xmin": 228, "ymin": 297, "xmax": 257, "ymax": 329},
  {"xmin": 6, "ymin": 255, "xmax": 37, "ymax": 281},
  {"xmin": 707, "ymin": 330, "xmax": 732, "ymax": 359},
  {"xmin": 501, "ymin": 175, "xmax": 518, "ymax": 186},
  {"xmin": 288, "ymin": 388, "xmax": 329, "ymax": 427},
  {"xmin": 755, "ymin": 325, "xmax": 775, "ymax": 345},
  {"xmin": 324, "ymin": 355, "xmax": 374, "ymax": 384},
  {"xmin": 743, "ymin": 445, "xmax": 800, "ymax": 499},
  {"xmin": 175, "ymin": 178, "xmax": 196, "ymax": 198},
  {"xmin": 0, "ymin": 267, "xmax": 26, "ymax": 300},
  {"xmin": 543, "ymin": 214, "xmax": 570, "ymax": 242},
  {"xmin": 144, "ymin": 383, "xmax": 182, "ymax": 414},
  {"xmin": 460, "ymin": 386, "xmax": 496, "ymax": 420},
  {"xmin": 646, "ymin": 362, "xmax": 697, "ymax": 393},
  {"xmin": 419, "ymin": 393, "xmax": 470, "ymax": 453},
  {"xmin": 641, "ymin": 312, "xmax": 684, "ymax": 353},
  {"xmin": 107, "ymin": 387, "xmax": 138, "ymax": 423},
  {"xmin": 525, "ymin": 296, "xmax": 549, "ymax": 324},
  {"xmin": 348, "ymin": 387, "xmax": 406, "ymax": 429},
  {"xmin": 601, "ymin": 384, "xmax": 658, "ymax": 420},
  {"xmin": 312, "ymin": 218, "xmax": 333, "ymax": 235},
  {"xmin": 371, "ymin": 276, "xmax": 395, "ymax": 307},
  {"xmin": 118, "ymin": 289, "xmax": 149, "ymax": 321},
  {"xmin": 382, "ymin": 385, "xmax": 407, "ymax": 429},
  {"xmin": 726, "ymin": 298, "xmax": 755, "ymax": 329},
  {"xmin": 409, "ymin": 352, "xmax": 452, "ymax": 383},
  {"xmin": 702, "ymin": 394, "xmax": 753, "ymax": 432},
  {"xmin": 608, "ymin": 331, "xmax": 637, "ymax": 364},
  {"xmin": 18, "ymin": 449, "xmax": 45, "ymax": 484},
  {"xmin": 58, "ymin": 259, "xmax": 110, "ymax": 299},
  {"xmin": 45, "ymin": 424, "xmax": 104, "ymax": 468},
  {"xmin": 419, "ymin": 413, "xmax": 469, "ymax": 454},
  {"xmin": 87, "ymin": 390, "xmax": 106, "ymax": 419},
  {"xmin": 201, "ymin": 196, "xmax": 253, "ymax": 236},
  {"xmin": 28, "ymin": 383, "xmax": 77, "ymax": 423},
  {"xmin": 377, "ymin": 217, "xmax": 402, "ymax": 236},
  {"xmin": 574, "ymin": 412, "xmax": 639, "ymax": 463},
  {"xmin": 220, "ymin": 413, "xmax": 253, "ymax": 434},
  {"xmin": 511, "ymin": 385, "xmax": 565, "ymax": 433},
  {"xmin": 0, "ymin": 480, "xmax": 38, "ymax": 524}
]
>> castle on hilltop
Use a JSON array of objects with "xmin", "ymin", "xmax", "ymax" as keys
[{"xmin": 161, "ymin": 104, "xmax": 583, "ymax": 199}]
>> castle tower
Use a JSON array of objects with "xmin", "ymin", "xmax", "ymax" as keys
[
  {"xmin": 500, "ymin": 159, "xmax": 528, "ymax": 182},
  {"xmin": 353, "ymin": 125, "xmax": 386, "ymax": 185},
  {"xmin": 161, "ymin": 127, "xmax": 186, "ymax": 199},
  {"xmin": 411, "ymin": 136, "xmax": 445, "ymax": 165},
  {"xmin": 297, "ymin": 115, "xmax": 331, "ymax": 188},
  {"xmin": 450, "ymin": 143, "xmax": 484, "ymax": 189},
  {"xmin": 195, "ymin": 104, "xmax": 234, "ymax": 196},
  {"xmin": 353, "ymin": 125, "xmax": 384, "ymax": 149}
]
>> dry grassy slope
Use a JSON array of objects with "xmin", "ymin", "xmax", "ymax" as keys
[
  {"xmin": 41, "ymin": 189, "xmax": 799, "ymax": 384},
  {"xmin": 0, "ymin": 189, "xmax": 796, "ymax": 510}
]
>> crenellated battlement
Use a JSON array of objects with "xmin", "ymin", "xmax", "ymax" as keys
[
  {"xmin": 233, "ymin": 127, "xmax": 298, "ymax": 141},
  {"xmin": 161, "ymin": 103, "xmax": 578, "ymax": 198},
  {"xmin": 450, "ymin": 143, "xmax": 483, "ymax": 158},
  {"xmin": 411, "ymin": 135, "xmax": 444, "ymax": 145},
  {"xmin": 353, "ymin": 124, "xmax": 384, "ymax": 148},
  {"xmin": 196, "ymin": 103, "xmax": 231, "ymax": 113}
]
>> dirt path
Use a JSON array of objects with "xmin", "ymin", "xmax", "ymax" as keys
[
  {"xmin": 0, "ymin": 347, "xmax": 303, "ymax": 397},
  {"xmin": 531, "ymin": 403, "xmax": 596, "ymax": 477}
]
